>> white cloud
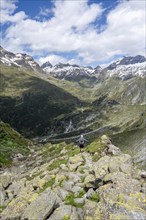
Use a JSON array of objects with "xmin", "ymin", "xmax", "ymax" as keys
[
  {"xmin": 0, "ymin": 0, "xmax": 27, "ymax": 24},
  {"xmin": 38, "ymin": 54, "xmax": 82, "ymax": 66},
  {"xmin": 39, "ymin": 55, "xmax": 69, "ymax": 66},
  {"xmin": 1, "ymin": 0, "xmax": 145, "ymax": 66}
]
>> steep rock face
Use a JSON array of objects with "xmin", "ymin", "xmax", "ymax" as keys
[{"xmin": 0, "ymin": 138, "xmax": 146, "ymax": 220}]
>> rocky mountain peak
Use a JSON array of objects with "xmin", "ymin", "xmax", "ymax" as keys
[
  {"xmin": 0, "ymin": 45, "xmax": 43, "ymax": 73},
  {"xmin": 119, "ymin": 55, "xmax": 146, "ymax": 65},
  {"xmin": 107, "ymin": 55, "xmax": 146, "ymax": 70},
  {"xmin": 41, "ymin": 61, "xmax": 52, "ymax": 69}
]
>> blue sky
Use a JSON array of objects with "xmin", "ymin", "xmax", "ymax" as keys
[{"xmin": 1, "ymin": 0, "xmax": 145, "ymax": 67}]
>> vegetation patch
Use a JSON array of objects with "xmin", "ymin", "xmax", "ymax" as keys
[
  {"xmin": 48, "ymin": 158, "xmax": 68, "ymax": 171},
  {"xmin": 88, "ymin": 193, "xmax": 99, "ymax": 202},
  {"xmin": 77, "ymin": 190, "xmax": 86, "ymax": 198},
  {"xmin": 0, "ymin": 205, "xmax": 7, "ymax": 213},
  {"xmin": 85, "ymin": 138, "xmax": 105, "ymax": 161},
  {"xmin": 0, "ymin": 121, "xmax": 29, "ymax": 167},
  {"xmin": 63, "ymin": 215, "xmax": 70, "ymax": 220},
  {"xmin": 39, "ymin": 178, "xmax": 55, "ymax": 193},
  {"xmin": 65, "ymin": 192, "xmax": 85, "ymax": 208}
]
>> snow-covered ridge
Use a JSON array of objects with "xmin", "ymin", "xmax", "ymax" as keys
[
  {"xmin": 42, "ymin": 62, "xmax": 96, "ymax": 80},
  {"xmin": 0, "ymin": 46, "xmax": 43, "ymax": 72},
  {"xmin": 1, "ymin": 45, "xmax": 145, "ymax": 80},
  {"xmin": 107, "ymin": 62, "xmax": 146, "ymax": 80}
]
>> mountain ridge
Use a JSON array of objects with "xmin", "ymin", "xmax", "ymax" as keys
[{"xmin": 1, "ymin": 46, "xmax": 145, "ymax": 82}]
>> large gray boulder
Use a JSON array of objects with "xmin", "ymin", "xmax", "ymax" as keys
[
  {"xmin": 48, "ymin": 205, "xmax": 72, "ymax": 220},
  {"xmin": 22, "ymin": 188, "xmax": 56, "ymax": 220}
]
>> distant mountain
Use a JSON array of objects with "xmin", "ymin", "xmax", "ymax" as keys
[
  {"xmin": 42, "ymin": 55, "xmax": 146, "ymax": 83},
  {"xmin": 41, "ymin": 62, "xmax": 97, "ymax": 82},
  {"xmin": 107, "ymin": 55, "xmax": 146, "ymax": 70},
  {"xmin": 104, "ymin": 55, "xmax": 146, "ymax": 80},
  {"xmin": 0, "ymin": 46, "xmax": 43, "ymax": 73}
]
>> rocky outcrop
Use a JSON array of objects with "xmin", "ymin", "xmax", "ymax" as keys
[{"xmin": 0, "ymin": 139, "xmax": 146, "ymax": 220}]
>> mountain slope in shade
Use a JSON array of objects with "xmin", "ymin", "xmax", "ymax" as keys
[{"xmin": 0, "ymin": 64, "xmax": 82, "ymax": 137}]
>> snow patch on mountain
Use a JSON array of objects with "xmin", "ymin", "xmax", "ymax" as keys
[
  {"xmin": 107, "ymin": 62, "xmax": 146, "ymax": 80},
  {"xmin": 0, "ymin": 46, "xmax": 43, "ymax": 72},
  {"xmin": 42, "ymin": 62, "xmax": 96, "ymax": 80}
]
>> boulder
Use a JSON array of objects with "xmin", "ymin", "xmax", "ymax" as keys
[
  {"xmin": 0, "ymin": 172, "xmax": 12, "ymax": 188},
  {"xmin": 100, "ymin": 135, "xmax": 112, "ymax": 145},
  {"xmin": 22, "ymin": 188, "xmax": 56, "ymax": 220},
  {"xmin": 83, "ymin": 200, "xmax": 97, "ymax": 219},
  {"xmin": 71, "ymin": 186, "xmax": 83, "ymax": 196},
  {"xmin": 93, "ymin": 155, "xmax": 111, "ymax": 178},
  {"xmin": 86, "ymin": 188, "xmax": 95, "ymax": 199},
  {"xmin": 54, "ymin": 186, "xmax": 69, "ymax": 200},
  {"xmin": 84, "ymin": 174, "xmax": 95, "ymax": 188},
  {"xmin": 103, "ymin": 172, "xmax": 141, "ymax": 195},
  {"xmin": 107, "ymin": 144, "xmax": 121, "ymax": 155},
  {"xmin": 48, "ymin": 205, "xmax": 72, "ymax": 220},
  {"xmin": 74, "ymin": 198, "xmax": 85, "ymax": 205},
  {"xmin": 68, "ymin": 162, "xmax": 83, "ymax": 171},
  {"xmin": 62, "ymin": 180, "xmax": 74, "ymax": 191},
  {"xmin": 0, "ymin": 183, "xmax": 7, "ymax": 206},
  {"xmin": 68, "ymin": 155, "xmax": 84, "ymax": 164},
  {"xmin": 108, "ymin": 154, "xmax": 132, "ymax": 173}
]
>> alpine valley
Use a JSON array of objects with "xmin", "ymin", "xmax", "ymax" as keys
[{"xmin": 0, "ymin": 46, "xmax": 146, "ymax": 220}]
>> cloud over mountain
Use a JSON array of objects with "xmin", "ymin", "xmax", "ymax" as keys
[{"xmin": 1, "ymin": 0, "xmax": 145, "ymax": 66}]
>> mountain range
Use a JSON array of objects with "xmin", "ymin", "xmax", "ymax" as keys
[
  {"xmin": 1, "ymin": 46, "xmax": 146, "ymax": 82},
  {"xmin": 0, "ymin": 45, "xmax": 146, "ymax": 169}
]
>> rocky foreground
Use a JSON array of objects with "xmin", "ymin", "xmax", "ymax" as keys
[{"xmin": 0, "ymin": 136, "xmax": 146, "ymax": 220}]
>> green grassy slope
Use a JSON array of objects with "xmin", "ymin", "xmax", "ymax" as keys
[
  {"xmin": 92, "ymin": 76, "xmax": 146, "ymax": 105},
  {"xmin": 0, "ymin": 64, "xmax": 82, "ymax": 137},
  {"xmin": 0, "ymin": 121, "xmax": 29, "ymax": 167}
]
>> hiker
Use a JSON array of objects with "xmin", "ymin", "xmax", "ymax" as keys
[{"xmin": 77, "ymin": 135, "xmax": 88, "ymax": 152}]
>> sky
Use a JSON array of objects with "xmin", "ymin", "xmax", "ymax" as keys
[{"xmin": 0, "ymin": 0, "xmax": 145, "ymax": 67}]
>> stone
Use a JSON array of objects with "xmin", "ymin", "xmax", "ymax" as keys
[
  {"xmin": 107, "ymin": 144, "xmax": 121, "ymax": 155},
  {"xmin": 84, "ymin": 174, "xmax": 95, "ymax": 188},
  {"xmin": 86, "ymin": 188, "xmax": 95, "ymax": 199},
  {"xmin": 71, "ymin": 186, "xmax": 83, "ymax": 196},
  {"xmin": 74, "ymin": 198, "xmax": 85, "ymax": 205},
  {"xmin": 48, "ymin": 205, "xmax": 72, "ymax": 220},
  {"xmin": 108, "ymin": 154, "xmax": 132, "ymax": 173},
  {"xmin": 93, "ymin": 155, "xmax": 111, "ymax": 178},
  {"xmin": 140, "ymin": 170, "xmax": 146, "ymax": 178},
  {"xmin": 0, "ymin": 172, "xmax": 12, "ymax": 188},
  {"xmin": 0, "ymin": 183, "xmax": 7, "ymax": 206},
  {"xmin": 68, "ymin": 155, "xmax": 84, "ymax": 164},
  {"xmin": 60, "ymin": 164, "xmax": 68, "ymax": 171},
  {"xmin": 62, "ymin": 180, "xmax": 74, "ymax": 191},
  {"xmin": 22, "ymin": 188, "xmax": 56, "ymax": 220},
  {"xmin": 102, "ymin": 172, "xmax": 142, "ymax": 200},
  {"xmin": 54, "ymin": 187, "xmax": 69, "ymax": 200},
  {"xmin": 83, "ymin": 200, "xmax": 97, "ymax": 219},
  {"xmin": 54, "ymin": 173, "xmax": 67, "ymax": 186},
  {"xmin": 67, "ymin": 172, "xmax": 82, "ymax": 183},
  {"xmin": 68, "ymin": 162, "xmax": 83, "ymax": 171},
  {"xmin": 141, "ymin": 183, "xmax": 146, "ymax": 193},
  {"xmin": 60, "ymin": 147, "xmax": 68, "ymax": 155},
  {"xmin": 1, "ymin": 197, "xmax": 28, "ymax": 219},
  {"xmin": 100, "ymin": 135, "xmax": 112, "ymax": 145},
  {"xmin": 7, "ymin": 178, "xmax": 26, "ymax": 198}
]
